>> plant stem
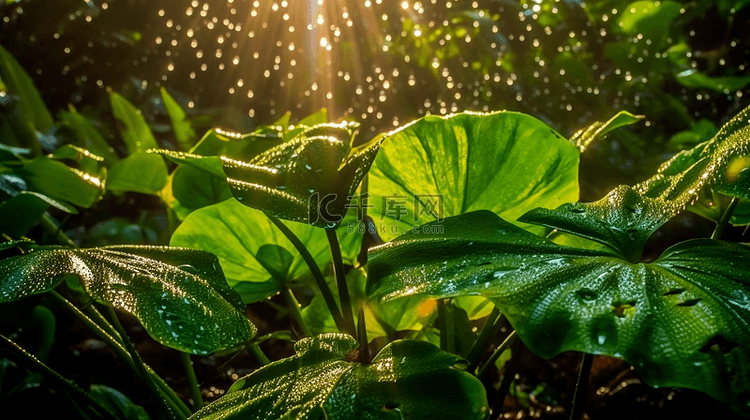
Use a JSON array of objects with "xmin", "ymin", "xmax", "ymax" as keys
[
  {"xmin": 326, "ymin": 228, "xmax": 357, "ymax": 337},
  {"xmin": 282, "ymin": 286, "xmax": 312, "ymax": 337},
  {"xmin": 249, "ymin": 344, "xmax": 271, "ymax": 365},
  {"xmin": 0, "ymin": 334, "xmax": 121, "ymax": 420},
  {"xmin": 39, "ymin": 213, "xmax": 76, "ymax": 247},
  {"xmin": 180, "ymin": 352, "xmax": 204, "ymax": 410},
  {"xmin": 357, "ymin": 308, "xmax": 370, "ymax": 363},
  {"xmin": 265, "ymin": 214, "xmax": 346, "ymax": 332},
  {"xmin": 437, "ymin": 300, "xmax": 448, "ymax": 351},
  {"xmin": 106, "ymin": 307, "xmax": 186, "ymax": 420},
  {"xmin": 51, "ymin": 292, "xmax": 192, "ymax": 417},
  {"xmin": 569, "ymin": 353, "xmax": 593, "ymax": 420},
  {"xmin": 712, "ymin": 197, "xmax": 739, "ymax": 240},
  {"xmin": 465, "ymin": 307, "xmax": 502, "ymax": 371},
  {"xmin": 477, "ymin": 330, "xmax": 516, "ymax": 379}
]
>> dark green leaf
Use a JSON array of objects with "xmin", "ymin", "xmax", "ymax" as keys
[
  {"xmin": 50, "ymin": 144, "xmax": 105, "ymax": 174},
  {"xmin": 190, "ymin": 334, "xmax": 488, "ymax": 420},
  {"xmin": 0, "ymin": 43, "xmax": 53, "ymax": 132},
  {"xmin": 0, "ymin": 244, "xmax": 255, "ymax": 355},
  {"xmin": 160, "ymin": 87, "xmax": 197, "ymax": 151},
  {"xmin": 85, "ymin": 385, "xmax": 150, "ymax": 420},
  {"xmin": 0, "ymin": 191, "xmax": 75, "ymax": 238},
  {"xmin": 368, "ymin": 111, "xmax": 579, "ymax": 241},
  {"xmin": 638, "ymin": 104, "xmax": 750, "ymax": 205},
  {"xmin": 367, "ymin": 211, "xmax": 750, "ymax": 414},
  {"xmin": 676, "ymin": 70, "xmax": 750, "ymax": 93},
  {"xmin": 106, "ymin": 152, "xmax": 168, "ymax": 195},
  {"xmin": 170, "ymin": 199, "xmax": 363, "ymax": 303},
  {"xmin": 108, "ymin": 90, "xmax": 158, "ymax": 154}
]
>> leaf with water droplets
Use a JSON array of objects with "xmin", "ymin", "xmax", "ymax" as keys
[
  {"xmin": 170, "ymin": 198, "xmax": 363, "ymax": 303},
  {"xmin": 190, "ymin": 334, "xmax": 488, "ymax": 420},
  {"xmin": 367, "ymin": 211, "xmax": 750, "ymax": 415},
  {"xmin": 223, "ymin": 122, "xmax": 381, "ymax": 228},
  {"xmin": 570, "ymin": 110, "xmax": 644, "ymax": 153},
  {"xmin": 519, "ymin": 185, "xmax": 665, "ymax": 263},
  {"xmin": 0, "ymin": 243, "xmax": 255, "ymax": 355},
  {"xmin": 368, "ymin": 111, "xmax": 580, "ymax": 241},
  {"xmin": 638, "ymin": 104, "xmax": 750, "ymax": 208}
]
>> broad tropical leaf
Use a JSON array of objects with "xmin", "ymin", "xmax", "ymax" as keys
[
  {"xmin": 638, "ymin": 104, "xmax": 750, "ymax": 208},
  {"xmin": 190, "ymin": 334, "xmax": 488, "ymax": 420},
  {"xmin": 13, "ymin": 156, "xmax": 103, "ymax": 208},
  {"xmin": 368, "ymin": 111, "xmax": 579, "ymax": 241},
  {"xmin": 170, "ymin": 199, "xmax": 362, "ymax": 303},
  {"xmin": 106, "ymin": 153, "xmax": 168, "ymax": 195},
  {"xmin": 367, "ymin": 211, "xmax": 750, "ymax": 414},
  {"xmin": 0, "ymin": 243, "xmax": 256, "ymax": 355}
]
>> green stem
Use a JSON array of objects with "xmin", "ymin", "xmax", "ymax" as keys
[
  {"xmin": 265, "ymin": 215, "xmax": 346, "ymax": 332},
  {"xmin": 39, "ymin": 213, "xmax": 76, "ymax": 247},
  {"xmin": 282, "ymin": 286, "xmax": 312, "ymax": 337},
  {"xmin": 106, "ymin": 307, "xmax": 186, "ymax": 420},
  {"xmin": 51, "ymin": 292, "xmax": 192, "ymax": 418},
  {"xmin": 465, "ymin": 307, "xmax": 502, "ymax": 372},
  {"xmin": 478, "ymin": 330, "xmax": 516, "ymax": 379},
  {"xmin": 326, "ymin": 228, "xmax": 356, "ymax": 337},
  {"xmin": 249, "ymin": 344, "xmax": 271, "ymax": 366},
  {"xmin": 437, "ymin": 300, "xmax": 448, "ymax": 352},
  {"xmin": 357, "ymin": 308, "xmax": 370, "ymax": 364},
  {"xmin": 180, "ymin": 352, "xmax": 204, "ymax": 410},
  {"xmin": 490, "ymin": 337, "xmax": 520, "ymax": 420},
  {"xmin": 712, "ymin": 197, "xmax": 740, "ymax": 240},
  {"xmin": 0, "ymin": 334, "xmax": 121, "ymax": 420},
  {"xmin": 569, "ymin": 353, "xmax": 594, "ymax": 420}
]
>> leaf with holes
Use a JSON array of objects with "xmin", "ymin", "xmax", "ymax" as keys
[
  {"xmin": 0, "ymin": 243, "xmax": 256, "ymax": 355},
  {"xmin": 638, "ymin": 104, "xmax": 750, "ymax": 210},
  {"xmin": 190, "ymin": 334, "xmax": 488, "ymax": 420},
  {"xmin": 368, "ymin": 111, "xmax": 579, "ymax": 241},
  {"xmin": 367, "ymin": 211, "xmax": 750, "ymax": 415}
]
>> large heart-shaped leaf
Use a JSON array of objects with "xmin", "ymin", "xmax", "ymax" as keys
[
  {"xmin": 367, "ymin": 211, "xmax": 750, "ymax": 414},
  {"xmin": 190, "ymin": 334, "xmax": 488, "ymax": 420},
  {"xmin": 170, "ymin": 198, "xmax": 362, "ymax": 303},
  {"xmin": 0, "ymin": 243, "xmax": 256, "ymax": 355},
  {"xmin": 638, "ymin": 104, "xmax": 750, "ymax": 207},
  {"xmin": 367, "ymin": 111, "xmax": 579, "ymax": 241}
]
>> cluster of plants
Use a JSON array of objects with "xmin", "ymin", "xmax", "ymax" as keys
[{"xmin": 1, "ymin": 24, "xmax": 750, "ymax": 420}]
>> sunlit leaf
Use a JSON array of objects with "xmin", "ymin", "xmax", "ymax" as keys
[
  {"xmin": 570, "ymin": 111, "xmax": 644, "ymax": 153},
  {"xmin": 170, "ymin": 199, "xmax": 362, "ymax": 303},
  {"xmin": 58, "ymin": 106, "xmax": 119, "ymax": 166},
  {"xmin": 160, "ymin": 87, "xmax": 197, "ymax": 151},
  {"xmin": 367, "ymin": 211, "xmax": 750, "ymax": 414},
  {"xmin": 106, "ymin": 152, "xmax": 168, "ymax": 195},
  {"xmin": 190, "ymin": 334, "xmax": 488, "ymax": 420},
  {"xmin": 108, "ymin": 90, "xmax": 158, "ymax": 154},
  {"xmin": 0, "ymin": 243, "xmax": 256, "ymax": 355},
  {"xmin": 368, "ymin": 111, "xmax": 579, "ymax": 241},
  {"xmin": 14, "ymin": 156, "xmax": 103, "ymax": 208}
]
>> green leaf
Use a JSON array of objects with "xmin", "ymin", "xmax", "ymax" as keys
[
  {"xmin": 50, "ymin": 144, "xmax": 105, "ymax": 175},
  {"xmin": 160, "ymin": 87, "xmax": 197, "ymax": 151},
  {"xmin": 302, "ymin": 268, "xmax": 432, "ymax": 340},
  {"xmin": 0, "ymin": 244, "xmax": 256, "ymax": 355},
  {"xmin": 164, "ymin": 164, "xmax": 233, "ymax": 219},
  {"xmin": 0, "ymin": 43, "xmax": 53, "ymax": 133},
  {"xmin": 85, "ymin": 385, "xmax": 150, "ymax": 420},
  {"xmin": 368, "ymin": 111, "xmax": 579, "ymax": 241},
  {"xmin": 223, "ymin": 122, "xmax": 381, "ymax": 228},
  {"xmin": 14, "ymin": 156, "xmax": 103, "ymax": 208},
  {"xmin": 170, "ymin": 199, "xmax": 363, "ymax": 303},
  {"xmin": 190, "ymin": 334, "xmax": 488, "ymax": 420},
  {"xmin": 106, "ymin": 152, "xmax": 168, "ymax": 195},
  {"xmin": 58, "ymin": 106, "xmax": 119, "ymax": 166},
  {"xmin": 0, "ymin": 191, "xmax": 75, "ymax": 238},
  {"xmin": 617, "ymin": 1, "xmax": 682, "ymax": 47},
  {"xmin": 108, "ymin": 90, "xmax": 158, "ymax": 154},
  {"xmin": 367, "ymin": 211, "xmax": 750, "ymax": 415},
  {"xmin": 638, "ymin": 104, "xmax": 750, "ymax": 206},
  {"xmin": 675, "ymin": 70, "xmax": 750, "ymax": 93},
  {"xmin": 570, "ymin": 111, "xmax": 644, "ymax": 153}
]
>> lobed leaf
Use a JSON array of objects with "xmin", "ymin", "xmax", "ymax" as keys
[
  {"xmin": 0, "ymin": 243, "xmax": 255, "ymax": 355},
  {"xmin": 190, "ymin": 334, "xmax": 488, "ymax": 420},
  {"xmin": 367, "ymin": 211, "xmax": 750, "ymax": 414}
]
